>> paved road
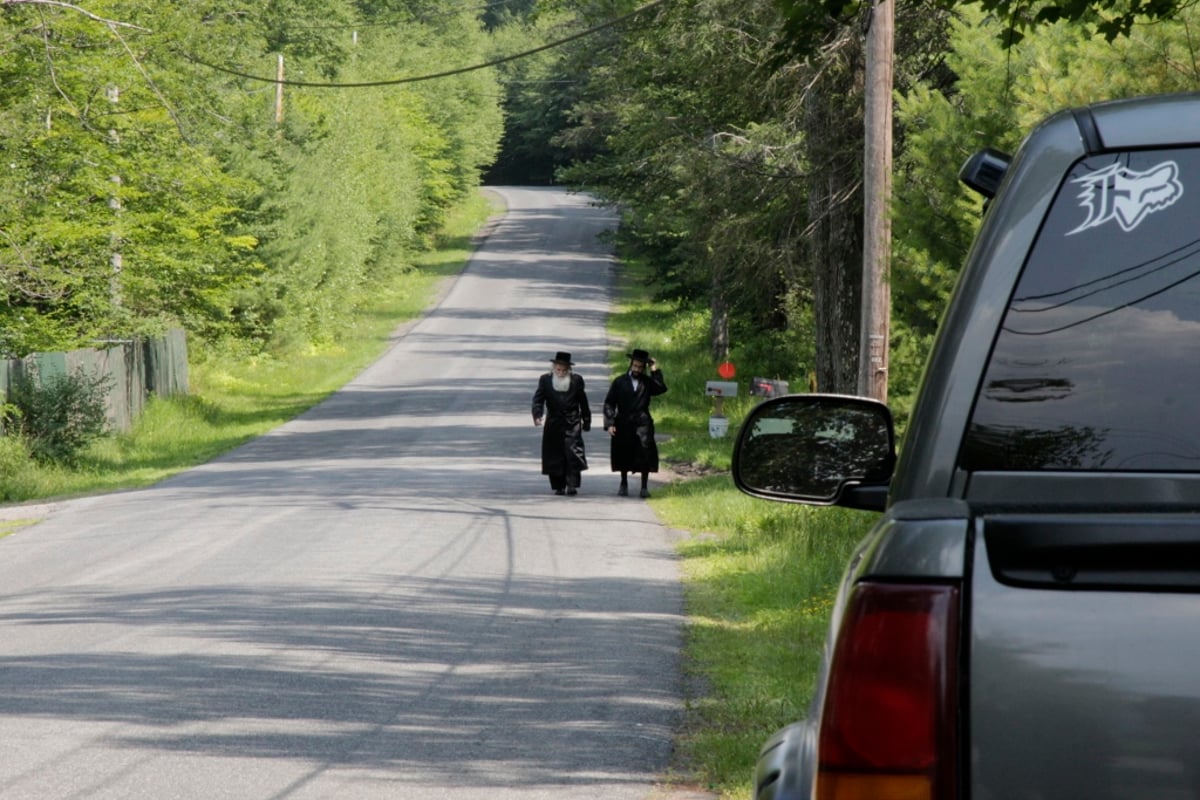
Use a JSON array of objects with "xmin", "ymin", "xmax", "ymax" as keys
[{"xmin": 0, "ymin": 188, "xmax": 698, "ymax": 800}]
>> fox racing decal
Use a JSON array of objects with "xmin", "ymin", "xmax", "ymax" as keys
[{"xmin": 1067, "ymin": 161, "xmax": 1183, "ymax": 235}]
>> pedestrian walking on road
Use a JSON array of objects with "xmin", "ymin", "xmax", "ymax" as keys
[
  {"xmin": 604, "ymin": 348, "xmax": 667, "ymax": 498},
  {"xmin": 532, "ymin": 351, "xmax": 592, "ymax": 495}
]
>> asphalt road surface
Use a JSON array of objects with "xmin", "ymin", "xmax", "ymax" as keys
[{"xmin": 0, "ymin": 187, "xmax": 702, "ymax": 800}]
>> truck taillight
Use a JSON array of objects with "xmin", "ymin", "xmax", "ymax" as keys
[{"xmin": 817, "ymin": 582, "xmax": 959, "ymax": 800}]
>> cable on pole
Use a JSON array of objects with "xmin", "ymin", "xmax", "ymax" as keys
[{"xmin": 178, "ymin": 0, "xmax": 675, "ymax": 89}]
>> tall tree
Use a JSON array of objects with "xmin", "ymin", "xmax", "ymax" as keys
[
  {"xmin": 551, "ymin": 0, "xmax": 948, "ymax": 391},
  {"xmin": 803, "ymin": 24, "xmax": 865, "ymax": 392},
  {"xmin": 556, "ymin": 0, "xmax": 814, "ymax": 362},
  {"xmin": 0, "ymin": 0, "xmax": 267, "ymax": 351},
  {"xmin": 0, "ymin": 0, "xmax": 505, "ymax": 355}
]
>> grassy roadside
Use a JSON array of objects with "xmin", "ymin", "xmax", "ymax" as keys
[
  {"xmin": 604, "ymin": 259, "xmax": 877, "ymax": 798},
  {"xmin": 0, "ymin": 190, "xmax": 878, "ymax": 800},
  {"xmin": 0, "ymin": 190, "xmax": 502, "ymax": 505}
]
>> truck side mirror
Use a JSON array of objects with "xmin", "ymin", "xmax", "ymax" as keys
[
  {"xmin": 959, "ymin": 147, "xmax": 1011, "ymax": 199},
  {"xmin": 732, "ymin": 394, "xmax": 895, "ymax": 509}
]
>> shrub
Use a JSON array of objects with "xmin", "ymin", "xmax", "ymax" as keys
[
  {"xmin": 8, "ymin": 369, "xmax": 112, "ymax": 464},
  {"xmin": 0, "ymin": 427, "xmax": 32, "ymax": 501},
  {"xmin": 0, "ymin": 400, "xmax": 19, "ymax": 436}
]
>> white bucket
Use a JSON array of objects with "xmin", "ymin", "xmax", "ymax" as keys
[{"xmin": 708, "ymin": 415, "xmax": 729, "ymax": 438}]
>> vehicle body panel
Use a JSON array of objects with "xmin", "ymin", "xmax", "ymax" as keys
[
  {"xmin": 741, "ymin": 91, "xmax": 1200, "ymax": 800},
  {"xmin": 891, "ymin": 109, "xmax": 1085, "ymax": 503},
  {"xmin": 970, "ymin": 519, "xmax": 1200, "ymax": 799}
]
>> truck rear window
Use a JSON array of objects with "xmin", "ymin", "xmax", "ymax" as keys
[{"xmin": 963, "ymin": 148, "xmax": 1200, "ymax": 471}]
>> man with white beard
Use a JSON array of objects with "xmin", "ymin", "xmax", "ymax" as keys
[{"xmin": 532, "ymin": 351, "xmax": 592, "ymax": 495}]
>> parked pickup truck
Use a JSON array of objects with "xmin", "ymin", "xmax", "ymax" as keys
[{"xmin": 734, "ymin": 91, "xmax": 1200, "ymax": 800}]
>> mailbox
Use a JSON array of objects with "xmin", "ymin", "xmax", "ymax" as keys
[
  {"xmin": 705, "ymin": 381, "xmax": 739, "ymax": 397},
  {"xmin": 750, "ymin": 377, "xmax": 789, "ymax": 398},
  {"xmin": 705, "ymin": 381, "xmax": 737, "ymax": 438}
]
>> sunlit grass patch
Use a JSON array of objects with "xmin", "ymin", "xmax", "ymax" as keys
[
  {"xmin": 605, "ymin": 263, "xmax": 881, "ymax": 796},
  {"xmin": 0, "ymin": 519, "xmax": 38, "ymax": 540},
  {"xmin": 658, "ymin": 473, "xmax": 874, "ymax": 796}
]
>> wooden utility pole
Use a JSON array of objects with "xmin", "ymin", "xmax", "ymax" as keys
[
  {"xmin": 108, "ymin": 84, "xmax": 123, "ymax": 309},
  {"xmin": 859, "ymin": 0, "xmax": 893, "ymax": 402},
  {"xmin": 274, "ymin": 55, "xmax": 285, "ymax": 125}
]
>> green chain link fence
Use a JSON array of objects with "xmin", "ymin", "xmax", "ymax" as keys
[{"xmin": 0, "ymin": 329, "xmax": 189, "ymax": 432}]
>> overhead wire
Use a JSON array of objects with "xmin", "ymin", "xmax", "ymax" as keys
[
  {"xmin": 178, "ymin": 0, "xmax": 674, "ymax": 89},
  {"xmin": 282, "ymin": 0, "xmax": 525, "ymax": 31}
]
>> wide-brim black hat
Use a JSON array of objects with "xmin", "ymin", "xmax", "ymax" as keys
[
  {"xmin": 551, "ymin": 351, "xmax": 574, "ymax": 365},
  {"xmin": 627, "ymin": 348, "xmax": 651, "ymax": 362}
]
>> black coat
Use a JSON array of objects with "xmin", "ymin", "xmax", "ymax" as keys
[
  {"xmin": 603, "ymin": 369, "xmax": 667, "ymax": 472},
  {"xmin": 532, "ymin": 373, "xmax": 591, "ymax": 477}
]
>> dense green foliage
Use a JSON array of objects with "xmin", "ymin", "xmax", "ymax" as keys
[
  {"xmin": 0, "ymin": 188, "xmax": 498, "ymax": 503},
  {"xmin": 512, "ymin": 0, "xmax": 953, "ymax": 395},
  {"xmin": 776, "ymin": 0, "xmax": 1192, "ymax": 53},
  {"xmin": 887, "ymin": 4, "xmax": 1200, "ymax": 414},
  {"xmin": 485, "ymin": 0, "xmax": 1200, "ymax": 418},
  {"xmin": 9, "ymin": 0, "xmax": 1200, "ymax": 412},
  {"xmin": 0, "ymin": 0, "xmax": 504, "ymax": 357},
  {"xmin": 5, "ymin": 367, "xmax": 112, "ymax": 463},
  {"xmin": 483, "ymin": 8, "xmax": 583, "ymax": 184}
]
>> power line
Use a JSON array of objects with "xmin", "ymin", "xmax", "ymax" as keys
[
  {"xmin": 283, "ymin": 0, "xmax": 523, "ymax": 31},
  {"xmin": 179, "ymin": 0, "xmax": 673, "ymax": 89}
]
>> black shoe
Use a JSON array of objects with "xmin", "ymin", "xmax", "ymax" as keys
[
  {"xmin": 555, "ymin": 488, "xmax": 565, "ymax": 495},
  {"xmin": 567, "ymin": 487, "xmax": 577, "ymax": 496},
  {"xmin": 639, "ymin": 487, "xmax": 650, "ymax": 498},
  {"xmin": 618, "ymin": 483, "xmax": 628, "ymax": 497}
]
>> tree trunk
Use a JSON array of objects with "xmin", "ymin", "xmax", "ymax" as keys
[
  {"xmin": 710, "ymin": 265, "xmax": 730, "ymax": 362},
  {"xmin": 805, "ymin": 38, "xmax": 865, "ymax": 395}
]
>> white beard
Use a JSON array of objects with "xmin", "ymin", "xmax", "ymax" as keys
[{"xmin": 552, "ymin": 373, "xmax": 571, "ymax": 392}]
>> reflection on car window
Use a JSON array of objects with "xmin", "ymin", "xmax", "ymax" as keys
[{"xmin": 963, "ymin": 148, "xmax": 1200, "ymax": 471}]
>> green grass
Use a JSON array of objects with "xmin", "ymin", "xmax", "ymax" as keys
[
  {"xmin": 0, "ymin": 190, "xmax": 502, "ymax": 504},
  {"xmin": 604, "ymin": 258, "xmax": 878, "ymax": 797},
  {"xmin": 0, "ymin": 519, "xmax": 35, "ymax": 540},
  {"xmin": 652, "ymin": 478, "xmax": 874, "ymax": 796},
  {"xmin": 0, "ymin": 189, "xmax": 876, "ymax": 799}
]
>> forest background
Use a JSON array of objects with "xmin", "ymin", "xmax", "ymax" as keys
[{"xmin": 6, "ymin": 0, "xmax": 1200, "ymax": 426}]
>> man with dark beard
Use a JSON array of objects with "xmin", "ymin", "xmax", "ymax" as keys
[
  {"xmin": 532, "ymin": 352, "xmax": 592, "ymax": 495},
  {"xmin": 604, "ymin": 348, "xmax": 668, "ymax": 498}
]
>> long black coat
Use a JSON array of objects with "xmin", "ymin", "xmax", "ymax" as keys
[
  {"xmin": 531, "ymin": 373, "xmax": 591, "ymax": 477},
  {"xmin": 603, "ymin": 369, "xmax": 668, "ymax": 472}
]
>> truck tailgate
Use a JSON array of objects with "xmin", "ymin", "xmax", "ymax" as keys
[{"xmin": 970, "ymin": 516, "xmax": 1200, "ymax": 800}]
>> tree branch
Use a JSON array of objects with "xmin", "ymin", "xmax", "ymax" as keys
[{"xmin": 1, "ymin": 0, "xmax": 150, "ymax": 31}]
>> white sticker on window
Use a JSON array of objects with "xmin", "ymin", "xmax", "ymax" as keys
[{"xmin": 1067, "ymin": 161, "xmax": 1183, "ymax": 235}]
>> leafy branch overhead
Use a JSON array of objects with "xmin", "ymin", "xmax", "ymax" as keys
[
  {"xmin": 6, "ymin": 0, "xmax": 1200, "ymax": 413},
  {"xmin": 0, "ymin": 0, "xmax": 504, "ymax": 356},
  {"xmin": 0, "ymin": 0, "xmax": 149, "ymax": 29},
  {"xmin": 774, "ymin": 0, "xmax": 1184, "ymax": 50}
]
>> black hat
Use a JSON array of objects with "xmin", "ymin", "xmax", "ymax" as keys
[
  {"xmin": 551, "ymin": 351, "xmax": 574, "ymax": 365},
  {"xmin": 628, "ymin": 348, "xmax": 651, "ymax": 362}
]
